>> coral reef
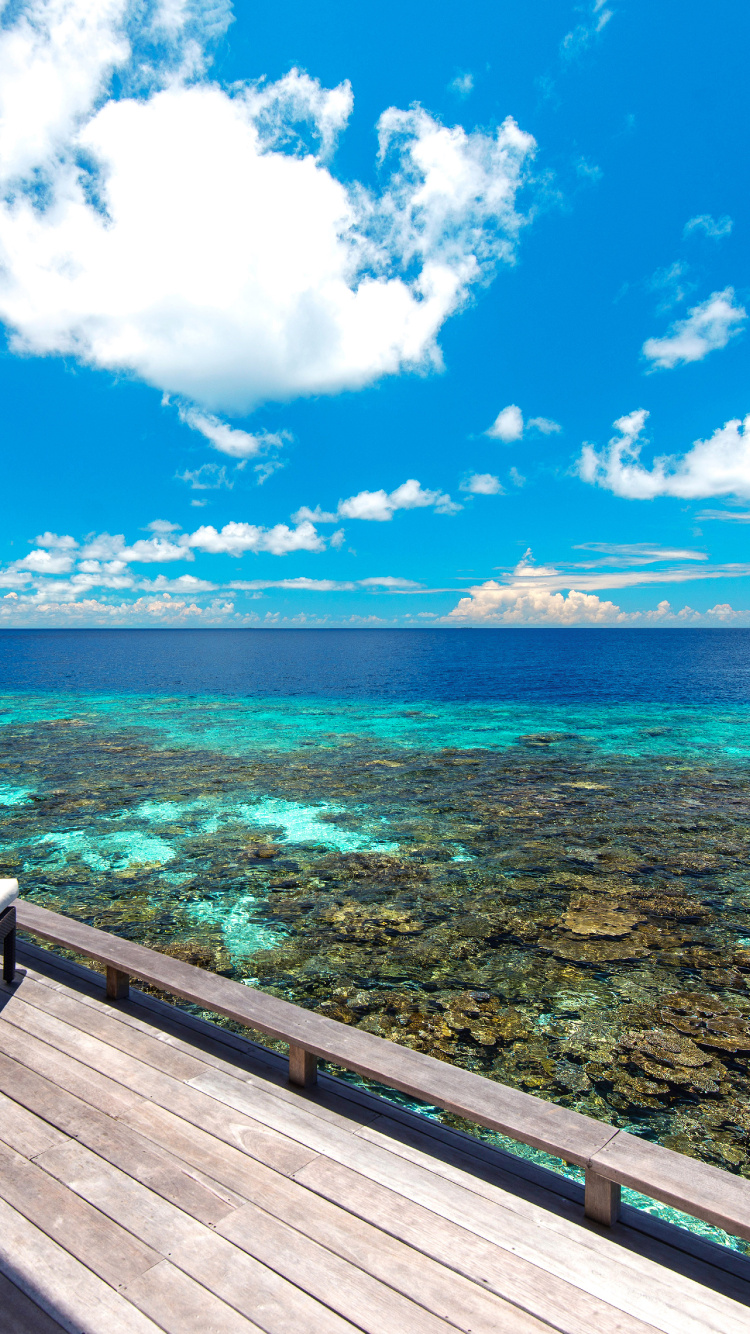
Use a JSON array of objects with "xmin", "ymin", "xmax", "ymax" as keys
[{"xmin": 2, "ymin": 709, "xmax": 750, "ymax": 1179}]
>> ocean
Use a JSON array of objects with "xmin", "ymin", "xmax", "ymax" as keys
[{"xmin": 2, "ymin": 627, "xmax": 750, "ymax": 1247}]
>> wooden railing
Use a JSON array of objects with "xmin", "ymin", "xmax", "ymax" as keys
[{"xmin": 14, "ymin": 898, "xmax": 750, "ymax": 1241}]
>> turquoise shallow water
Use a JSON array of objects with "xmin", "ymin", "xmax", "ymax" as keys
[
  {"xmin": 2, "ymin": 685, "xmax": 750, "ymax": 1253},
  {"xmin": 4, "ymin": 689, "xmax": 750, "ymax": 764}
]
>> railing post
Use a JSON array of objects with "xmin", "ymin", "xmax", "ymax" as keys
[
  {"xmin": 0, "ymin": 906, "xmax": 16, "ymax": 984},
  {"xmin": 106, "ymin": 966, "xmax": 129, "ymax": 1001},
  {"xmin": 585, "ymin": 1167, "xmax": 621, "ymax": 1225},
  {"xmin": 288, "ymin": 1043, "xmax": 317, "ymax": 1088}
]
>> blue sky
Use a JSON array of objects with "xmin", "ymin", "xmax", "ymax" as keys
[{"xmin": 0, "ymin": 0, "xmax": 748, "ymax": 627}]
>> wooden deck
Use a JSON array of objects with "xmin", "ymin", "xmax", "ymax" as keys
[{"xmin": 0, "ymin": 944, "xmax": 746, "ymax": 1333}]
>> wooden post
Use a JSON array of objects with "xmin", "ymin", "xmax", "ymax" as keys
[
  {"xmin": 585, "ymin": 1168, "xmax": 621, "ymax": 1225},
  {"xmin": 288, "ymin": 1043, "xmax": 317, "ymax": 1088},
  {"xmin": 1, "ymin": 907, "xmax": 16, "ymax": 984},
  {"xmin": 106, "ymin": 966, "xmax": 129, "ymax": 1001}
]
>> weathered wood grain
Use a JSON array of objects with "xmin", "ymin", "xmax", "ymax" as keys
[
  {"xmin": 0, "ymin": 1139, "xmax": 161, "ymax": 1289},
  {"xmin": 121, "ymin": 1260, "xmax": 266, "ymax": 1334},
  {"xmin": 34, "ymin": 1138, "xmax": 364, "ymax": 1334},
  {"xmin": 0, "ymin": 1195, "xmax": 163, "ymax": 1334},
  {"xmin": 295, "ymin": 1155, "xmax": 750, "ymax": 1334}
]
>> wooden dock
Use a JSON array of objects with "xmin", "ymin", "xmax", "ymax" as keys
[{"xmin": 0, "ymin": 916, "xmax": 748, "ymax": 1331}]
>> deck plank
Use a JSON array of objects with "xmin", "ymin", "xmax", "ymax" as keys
[
  {"xmin": 0, "ymin": 1003, "xmax": 321, "ymax": 1177},
  {"xmin": 3, "ymin": 985, "xmax": 746, "ymax": 1334},
  {"xmin": 34, "ymin": 1138, "xmax": 371, "ymax": 1334},
  {"xmin": 0, "ymin": 1036, "xmax": 507, "ymax": 1333},
  {"xmin": 0, "ymin": 1195, "xmax": 163, "ymax": 1334},
  {"xmin": 1, "ymin": 948, "xmax": 748, "ymax": 1334},
  {"xmin": 0, "ymin": 1049, "xmax": 247, "ymax": 1224}
]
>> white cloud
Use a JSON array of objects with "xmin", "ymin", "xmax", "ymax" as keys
[
  {"xmin": 683, "ymin": 214, "xmax": 733, "ymax": 240},
  {"xmin": 358, "ymin": 576, "xmax": 420, "ymax": 587},
  {"xmin": 0, "ymin": 3, "xmax": 535, "ymax": 415},
  {"xmin": 526, "ymin": 416, "xmax": 561, "ymax": 435},
  {"xmin": 574, "ymin": 542, "xmax": 707, "ymax": 565},
  {"xmin": 185, "ymin": 519, "xmax": 324, "ymax": 556},
  {"xmin": 448, "ymin": 584, "xmax": 626, "ymax": 624},
  {"xmin": 648, "ymin": 260, "xmax": 694, "ymax": 311},
  {"xmin": 575, "ymin": 157, "xmax": 602, "ymax": 183},
  {"xmin": 485, "ymin": 405, "xmax": 560, "ymax": 441},
  {"xmin": 177, "ymin": 463, "xmax": 233, "ymax": 490},
  {"xmin": 560, "ymin": 2, "xmax": 613, "ymax": 61},
  {"xmin": 177, "ymin": 405, "xmax": 287, "ymax": 460},
  {"xmin": 460, "ymin": 472, "xmax": 503, "ymax": 495},
  {"xmin": 17, "ymin": 548, "xmax": 75, "ymax": 574},
  {"xmin": 486, "ymin": 404, "xmax": 523, "ymax": 441},
  {"xmin": 230, "ymin": 577, "xmax": 354, "ymax": 592},
  {"xmin": 78, "ymin": 532, "xmax": 127, "ymax": 560},
  {"xmin": 138, "ymin": 574, "xmax": 217, "ymax": 592},
  {"xmin": 121, "ymin": 536, "xmax": 189, "ymax": 562},
  {"xmin": 698, "ymin": 508, "xmax": 750, "ymax": 523},
  {"xmin": 444, "ymin": 546, "xmax": 750, "ymax": 624},
  {"xmin": 33, "ymin": 531, "xmax": 78, "ymax": 549},
  {"xmin": 579, "ymin": 409, "xmax": 750, "ymax": 500},
  {"xmin": 643, "ymin": 289, "xmax": 746, "ymax": 369},
  {"xmin": 0, "ymin": 593, "xmax": 237, "ymax": 625},
  {"xmin": 228, "ymin": 574, "xmax": 419, "ymax": 592},
  {"xmin": 509, "ymin": 466, "xmax": 525, "ymax": 487},
  {"xmin": 448, "ymin": 72, "xmax": 474, "ymax": 98},
  {"xmin": 294, "ymin": 477, "xmax": 460, "ymax": 524},
  {"xmin": 145, "ymin": 519, "xmax": 180, "ymax": 533}
]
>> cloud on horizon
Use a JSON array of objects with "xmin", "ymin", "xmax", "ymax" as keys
[{"xmin": 445, "ymin": 548, "xmax": 750, "ymax": 625}]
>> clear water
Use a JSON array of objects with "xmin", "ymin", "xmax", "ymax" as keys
[{"xmin": 2, "ymin": 628, "xmax": 750, "ymax": 1253}]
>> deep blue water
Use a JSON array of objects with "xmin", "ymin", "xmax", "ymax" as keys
[{"xmin": 2, "ymin": 627, "xmax": 750, "ymax": 703}]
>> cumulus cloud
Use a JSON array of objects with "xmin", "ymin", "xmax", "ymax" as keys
[
  {"xmin": 294, "ymin": 477, "xmax": 460, "ymax": 524},
  {"xmin": 33, "ymin": 531, "xmax": 78, "ymax": 549},
  {"xmin": 683, "ymin": 214, "xmax": 733, "ymax": 240},
  {"xmin": 122, "ymin": 536, "xmax": 189, "ymax": 562},
  {"xmin": 0, "ymin": 1, "xmax": 535, "ymax": 416},
  {"xmin": 17, "ymin": 548, "xmax": 75, "ymax": 574},
  {"xmin": 460, "ymin": 472, "xmax": 503, "ymax": 495},
  {"xmin": 579, "ymin": 409, "xmax": 750, "ymax": 500},
  {"xmin": 485, "ymin": 404, "xmax": 560, "ymax": 441},
  {"xmin": 486, "ymin": 404, "xmax": 523, "ymax": 441},
  {"xmin": 643, "ymin": 289, "xmax": 746, "ymax": 369},
  {"xmin": 185, "ymin": 519, "xmax": 324, "ymax": 556},
  {"xmin": 448, "ymin": 584, "xmax": 625, "ymax": 624},
  {"xmin": 444, "ymin": 547, "xmax": 750, "ymax": 625},
  {"xmin": 138, "ymin": 574, "xmax": 217, "ymax": 593}
]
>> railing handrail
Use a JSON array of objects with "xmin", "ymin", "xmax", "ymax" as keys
[{"xmin": 14, "ymin": 897, "xmax": 750, "ymax": 1241}]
